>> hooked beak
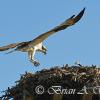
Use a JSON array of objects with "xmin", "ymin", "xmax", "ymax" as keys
[
  {"xmin": 42, "ymin": 46, "xmax": 47, "ymax": 55},
  {"xmin": 43, "ymin": 50, "xmax": 47, "ymax": 55}
]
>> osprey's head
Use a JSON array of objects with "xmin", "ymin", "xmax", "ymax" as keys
[{"xmin": 42, "ymin": 45, "xmax": 47, "ymax": 55}]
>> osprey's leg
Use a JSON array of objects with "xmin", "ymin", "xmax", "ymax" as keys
[{"xmin": 28, "ymin": 50, "xmax": 40, "ymax": 67}]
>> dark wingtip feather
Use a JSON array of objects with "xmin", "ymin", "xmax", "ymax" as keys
[
  {"xmin": 83, "ymin": 7, "xmax": 86, "ymax": 11},
  {"xmin": 74, "ymin": 7, "xmax": 86, "ymax": 23},
  {"xmin": 69, "ymin": 15, "xmax": 75, "ymax": 19}
]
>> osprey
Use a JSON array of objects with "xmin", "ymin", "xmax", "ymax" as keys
[{"xmin": 0, "ymin": 8, "xmax": 85, "ymax": 66}]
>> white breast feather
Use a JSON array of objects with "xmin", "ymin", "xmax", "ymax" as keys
[{"xmin": 34, "ymin": 43, "xmax": 42, "ymax": 50}]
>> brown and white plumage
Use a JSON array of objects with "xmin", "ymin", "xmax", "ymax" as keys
[{"xmin": 0, "ymin": 8, "xmax": 85, "ymax": 66}]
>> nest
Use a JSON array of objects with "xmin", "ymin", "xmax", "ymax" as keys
[{"xmin": 0, "ymin": 64, "xmax": 100, "ymax": 100}]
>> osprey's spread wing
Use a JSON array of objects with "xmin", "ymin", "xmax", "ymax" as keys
[
  {"xmin": 30, "ymin": 8, "xmax": 85, "ymax": 45},
  {"xmin": 0, "ymin": 8, "xmax": 85, "ymax": 52}
]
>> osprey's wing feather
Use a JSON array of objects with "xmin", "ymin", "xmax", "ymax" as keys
[
  {"xmin": 30, "ymin": 8, "xmax": 85, "ymax": 45},
  {"xmin": 0, "ymin": 43, "xmax": 20, "ymax": 51},
  {"xmin": 0, "ymin": 42, "xmax": 28, "ymax": 51}
]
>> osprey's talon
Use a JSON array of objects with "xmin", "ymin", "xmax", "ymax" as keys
[{"xmin": 33, "ymin": 61, "xmax": 40, "ymax": 67}]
